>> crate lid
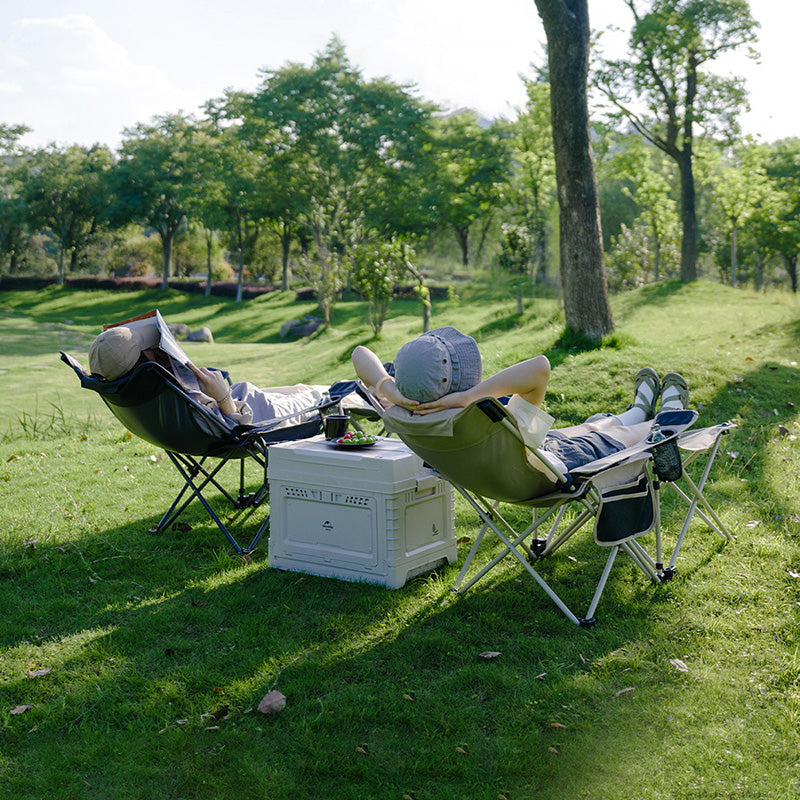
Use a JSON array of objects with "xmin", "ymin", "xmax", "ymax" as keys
[{"xmin": 267, "ymin": 436, "xmax": 430, "ymax": 490}]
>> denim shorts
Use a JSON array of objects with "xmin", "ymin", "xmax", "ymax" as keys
[{"xmin": 541, "ymin": 429, "xmax": 625, "ymax": 471}]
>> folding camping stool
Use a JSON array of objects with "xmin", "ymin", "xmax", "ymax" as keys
[{"xmin": 654, "ymin": 420, "xmax": 738, "ymax": 578}]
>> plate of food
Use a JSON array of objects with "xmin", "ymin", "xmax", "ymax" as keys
[{"xmin": 331, "ymin": 431, "xmax": 381, "ymax": 448}]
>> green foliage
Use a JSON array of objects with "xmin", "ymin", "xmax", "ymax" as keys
[
  {"xmin": 112, "ymin": 114, "xmax": 198, "ymax": 287},
  {"xmin": 506, "ymin": 76, "xmax": 556, "ymax": 282},
  {"xmin": 23, "ymin": 143, "xmax": 114, "ymax": 283},
  {"xmin": 298, "ymin": 247, "xmax": 347, "ymax": 326},
  {"xmin": 595, "ymin": 0, "xmax": 760, "ymax": 280},
  {"xmin": 349, "ymin": 239, "xmax": 411, "ymax": 335},
  {"xmin": 426, "ymin": 111, "xmax": 511, "ymax": 267}
]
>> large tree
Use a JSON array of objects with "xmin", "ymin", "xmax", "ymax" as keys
[
  {"xmin": 763, "ymin": 138, "xmax": 800, "ymax": 293},
  {"xmin": 534, "ymin": 0, "xmax": 614, "ymax": 340},
  {"xmin": 113, "ymin": 114, "xmax": 196, "ymax": 289},
  {"xmin": 24, "ymin": 143, "xmax": 113, "ymax": 284},
  {"xmin": 426, "ymin": 111, "xmax": 510, "ymax": 268},
  {"xmin": 596, "ymin": 0, "xmax": 759, "ymax": 281},
  {"xmin": 250, "ymin": 37, "xmax": 432, "ymax": 261},
  {"xmin": 508, "ymin": 76, "xmax": 556, "ymax": 284},
  {"xmin": 706, "ymin": 140, "xmax": 777, "ymax": 287},
  {"xmin": 0, "ymin": 124, "xmax": 31, "ymax": 275}
]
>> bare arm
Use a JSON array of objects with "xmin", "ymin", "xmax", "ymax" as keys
[
  {"xmin": 353, "ymin": 345, "xmax": 550, "ymax": 415},
  {"xmin": 413, "ymin": 355, "xmax": 551, "ymax": 414},
  {"xmin": 351, "ymin": 345, "xmax": 420, "ymax": 411}
]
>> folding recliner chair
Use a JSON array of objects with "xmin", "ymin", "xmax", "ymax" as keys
[
  {"xmin": 358, "ymin": 385, "xmax": 702, "ymax": 626},
  {"xmin": 61, "ymin": 351, "xmax": 351, "ymax": 556}
]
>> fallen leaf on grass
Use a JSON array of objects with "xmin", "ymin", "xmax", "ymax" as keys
[
  {"xmin": 669, "ymin": 658, "xmax": 689, "ymax": 673},
  {"xmin": 479, "ymin": 651, "xmax": 501, "ymax": 660},
  {"xmin": 746, "ymin": 521, "xmax": 760, "ymax": 529},
  {"xmin": 455, "ymin": 746, "xmax": 468, "ymax": 755},
  {"xmin": 257, "ymin": 690, "xmax": 286, "ymax": 715},
  {"xmin": 788, "ymin": 571, "xmax": 800, "ymax": 579},
  {"xmin": 402, "ymin": 693, "xmax": 416, "ymax": 702},
  {"xmin": 615, "ymin": 686, "xmax": 636, "ymax": 697},
  {"xmin": 549, "ymin": 722, "xmax": 567, "ymax": 729},
  {"xmin": 356, "ymin": 745, "xmax": 370, "ymax": 755},
  {"xmin": 172, "ymin": 522, "xmax": 192, "ymax": 533},
  {"xmin": 779, "ymin": 425, "xmax": 791, "ymax": 437},
  {"xmin": 10, "ymin": 704, "xmax": 32, "ymax": 715},
  {"xmin": 210, "ymin": 705, "xmax": 229, "ymax": 722},
  {"xmin": 457, "ymin": 536, "xmax": 472, "ymax": 545},
  {"xmin": 26, "ymin": 667, "xmax": 52, "ymax": 678},
  {"xmin": 548, "ymin": 746, "xmax": 560, "ymax": 754}
]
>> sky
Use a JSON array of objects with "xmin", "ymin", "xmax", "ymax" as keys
[{"xmin": 0, "ymin": 0, "xmax": 795, "ymax": 151}]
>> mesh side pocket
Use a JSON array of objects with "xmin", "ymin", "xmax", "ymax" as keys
[{"xmin": 593, "ymin": 471, "xmax": 655, "ymax": 546}]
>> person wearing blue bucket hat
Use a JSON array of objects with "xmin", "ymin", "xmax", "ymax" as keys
[{"xmin": 351, "ymin": 329, "xmax": 691, "ymax": 473}]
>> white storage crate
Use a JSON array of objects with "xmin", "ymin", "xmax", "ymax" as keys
[{"xmin": 267, "ymin": 436, "xmax": 456, "ymax": 588}]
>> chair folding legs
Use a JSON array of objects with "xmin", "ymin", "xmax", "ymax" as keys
[
  {"xmin": 663, "ymin": 435, "xmax": 734, "ymax": 576},
  {"xmin": 154, "ymin": 449, "xmax": 270, "ymax": 556},
  {"xmin": 453, "ymin": 487, "xmax": 658, "ymax": 626},
  {"xmin": 452, "ymin": 488, "xmax": 586, "ymax": 625}
]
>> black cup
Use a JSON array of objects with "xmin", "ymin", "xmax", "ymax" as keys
[{"xmin": 323, "ymin": 414, "xmax": 349, "ymax": 439}]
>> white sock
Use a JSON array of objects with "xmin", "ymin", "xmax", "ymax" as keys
[
  {"xmin": 616, "ymin": 407, "xmax": 646, "ymax": 425},
  {"xmin": 617, "ymin": 381, "xmax": 656, "ymax": 425},
  {"xmin": 660, "ymin": 387, "xmax": 684, "ymax": 411}
]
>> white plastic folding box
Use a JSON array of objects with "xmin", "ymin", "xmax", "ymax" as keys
[{"xmin": 267, "ymin": 436, "xmax": 456, "ymax": 588}]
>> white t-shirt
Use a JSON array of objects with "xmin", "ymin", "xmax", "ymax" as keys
[
  {"xmin": 505, "ymin": 394, "xmax": 569, "ymax": 478},
  {"xmin": 505, "ymin": 393, "xmax": 554, "ymax": 449}
]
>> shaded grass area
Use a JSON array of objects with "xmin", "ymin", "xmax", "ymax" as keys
[{"xmin": 1, "ymin": 281, "xmax": 799, "ymax": 799}]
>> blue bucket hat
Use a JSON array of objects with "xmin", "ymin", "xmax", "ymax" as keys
[{"xmin": 394, "ymin": 326, "xmax": 482, "ymax": 403}]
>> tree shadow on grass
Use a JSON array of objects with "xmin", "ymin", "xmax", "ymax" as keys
[{"xmin": 0, "ymin": 480, "xmax": 672, "ymax": 799}]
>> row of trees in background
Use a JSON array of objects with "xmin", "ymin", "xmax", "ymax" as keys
[{"xmin": 2, "ymin": 2, "xmax": 798, "ymax": 321}]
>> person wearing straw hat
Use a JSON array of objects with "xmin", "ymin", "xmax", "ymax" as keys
[{"xmin": 88, "ymin": 325, "xmax": 328, "ymax": 429}]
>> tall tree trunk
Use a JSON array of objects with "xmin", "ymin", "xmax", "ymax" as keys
[
  {"xmin": 783, "ymin": 254, "xmax": 798, "ymax": 293},
  {"xmin": 161, "ymin": 232, "xmax": 173, "ymax": 290},
  {"xmin": 730, "ymin": 222, "xmax": 738, "ymax": 287},
  {"xmin": 454, "ymin": 225, "xmax": 469, "ymax": 267},
  {"xmin": 536, "ymin": 0, "xmax": 614, "ymax": 340},
  {"xmin": 57, "ymin": 244, "xmax": 65, "ymax": 286},
  {"xmin": 754, "ymin": 252, "xmax": 764, "ymax": 292},
  {"xmin": 236, "ymin": 219, "xmax": 245, "ymax": 304},
  {"xmin": 280, "ymin": 221, "xmax": 292, "ymax": 291},
  {"xmin": 651, "ymin": 220, "xmax": 661, "ymax": 281},
  {"xmin": 678, "ymin": 148, "xmax": 698, "ymax": 282},
  {"xmin": 205, "ymin": 231, "xmax": 213, "ymax": 297}
]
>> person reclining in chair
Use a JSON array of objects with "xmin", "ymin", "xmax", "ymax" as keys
[
  {"xmin": 89, "ymin": 324, "xmax": 328, "ymax": 429},
  {"xmin": 352, "ymin": 326, "xmax": 690, "ymax": 475}
]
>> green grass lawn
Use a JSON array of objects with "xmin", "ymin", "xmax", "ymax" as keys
[{"xmin": 1, "ymin": 280, "xmax": 799, "ymax": 799}]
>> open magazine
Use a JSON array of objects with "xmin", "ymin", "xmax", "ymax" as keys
[{"xmin": 103, "ymin": 309, "xmax": 190, "ymax": 367}]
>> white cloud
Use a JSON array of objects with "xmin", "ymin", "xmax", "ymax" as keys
[{"xmin": 2, "ymin": 14, "xmax": 186, "ymax": 147}]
